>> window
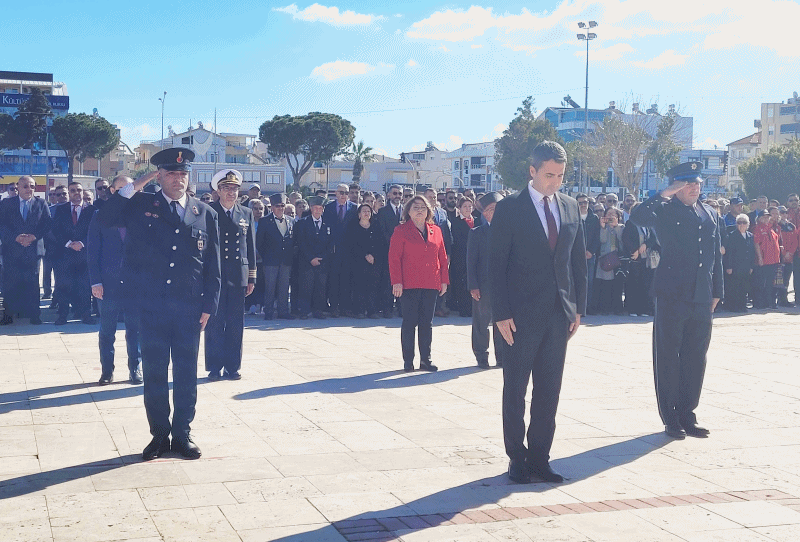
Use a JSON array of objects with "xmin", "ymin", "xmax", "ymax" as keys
[
  {"xmin": 181, "ymin": 136, "xmax": 191, "ymax": 144},
  {"xmin": 730, "ymin": 167, "xmax": 737, "ymax": 177},
  {"xmin": 265, "ymin": 174, "xmax": 281, "ymax": 185},
  {"xmin": 453, "ymin": 160, "xmax": 459, "ymax": 170},
  {"xmin": 703, "ymin": 158, "xmax": 709, "ymax": 170},
  {"xmin": 746, "ymin": 148, "xmax": 751, "ymax": 154},
  {"xmin": 412, "ymin": 153, "xmax": 425, "ymax": 161},
  {"xmin": 768, "ymin": 126, "xmax": 775, "ymax": 136},
  {"xmin": 197, "ymin": 171, "xmax": 211, "ymax": 185},
  {"xmin": 768, "ymin": 107, "xmax": 774, "ymax": 118},
  {"xmin": 243, "ymin": 171, "xmax": 260, "ymax": 183}
]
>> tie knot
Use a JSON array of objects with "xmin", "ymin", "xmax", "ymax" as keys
[{"xmin": 543, "ymin": 195, "xmax": 549, "ymax": 204}]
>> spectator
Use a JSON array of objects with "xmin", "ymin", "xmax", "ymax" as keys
[
  {"xmin": 295, "ymin": 198, "xmax": 309, "ymax": 219},
  {"xmin": 448, "ymin": 196, "xmax": 475, "ymax": 317},
  {"xmin": 344, "ymin": 203, "xmax": 386, "ymax": 318},
  {"xmin": 723, "ymin": 214, "xmax": 755, "ymax": 312},
  {"xmin": 425, "ymin": 188, "xmax": 453, "ymax": 318},
  {"xmin": 248, "ymin": 199, "xmax": 266, "ymax": 314},
  {"xmin": 724, "ymin": 197, "xmax": 744, "ymax": 229},
  {"xmin": 622, "ymin": 203, "xmax": 656, "ymax": 316},
  {"xmin": 93, "ymin": 178, "xmax": 111, "ymax": 209},
  {"xmin": 596, "ymin": 207, "xmax": 624, "ymax": 315},
  {"xmin": 348, "ymin": 183, "xmax": 361, "ymax": 204},
  {"xmin": 376, "ymin": 185, "xmax": 404, "ymax": 318},
  {"xmin": 577, "ymin": 193, "xmax": 600, "ymax": 315},
  {"xmin": 389, "ymin": 196, "xmax": 448, "ymax": 372},
  {"xmin": 753, "ymin": 213, "xmax": 780, "ymax": 309},
  {"xmin": 199, "ymin": 193, "xmax": 212, "ymax": 203},
  {"xmin": 288, "ymin": 191, "xmax": 301, "ymax": 206},
  {"xmin": 362, "ymin": 191, "xmax": 376, "ymax": 211},
  {"xmin": 257, "ymin": 193, "xmax": 295, "ymax": 320},
  {"xmin": 786, "ymin": 193, "xmax": 800, "ymax": 227},
  {"xmin": 375, "ymin": 193, "xmax": 385, "ymax": 212},
  {"xmin": 294, "ymin": 196, "xmax": 331, "ymax": 319},
  {"xmin": 776, "ymin": 206, "xmax": 796, "ymax": 307},
  {"xmin": 748, "ymin": 195, "xmax": 768, "ymax": 230},
  {"xmin": 247, "ymin": 184, "xmax": 261, "ymax": 206},
  {"xmin": 83, "ymin": 189, "xmax": 94, "ymax": 206},
  {"xmin": 322, "ymin": 184, "xmax": 357, "ymax": 317},
  {"xmin": 283, "ymin": 203, "xmax": 296, "ymax": 219}
]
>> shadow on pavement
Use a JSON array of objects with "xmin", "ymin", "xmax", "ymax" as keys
[
  {"xmin": 267, "ymin": 433, "xmax": 671, "ymax": 541},
  {"xmin": 233, "ymin": 367, "xmax": 484, "ymax": 400}
]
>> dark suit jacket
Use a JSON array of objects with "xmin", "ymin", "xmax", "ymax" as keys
[
  {"xmin": 723, "ymin": 231, "xmax": 755, "ymax": 275},
  {"xmin": 322, "ymin": 200, "xmax": 357, "ymax": 252},
  {"xmin": 86, "ymin": 209, "xmax": 126, "ymax": 298},
  {"xmin": 98, "ymin": 191, "xmax": 221, "ymax": 315},
  {"xmin": 582, "ymin": 210, "xmax": 601, "ymax": 257},
  {"xmin": 256, "ymin": 213, "xmax": 295, "ymax": 267},
  {"xmin": 490, "ymin": 189, "xmax": 587, "ymax": 325},
  {"xmin": 466, "ymin": 223, "xmax": 490, "ymax": 291},
  {"xmin": 630, "ymin": 194, "xmax": 723, "ymax": 303},
  {"xmin": 376, "ymin": 203, "xmax": 402, "ymax": 245},
  {"xmin": 211, "ymin": 202, "xmax": 256, "ymax": 287},
  {"xmin": 50, "ymin": 202, "xmax": 95, "ymax": 266},
  {"xmin": 622, "ymin": 220, "xmax": 657, "ymax": 258},
  {"xmin": 294, "ymin": 215, "xmax": 332, "ymax": 270},
  {"xmin": 0, "ymin": 195, "xmax": 51, "ymax": 267},
  {"xmin": 432, "ymin": 206, "xmax": 453, "ymax": 255}
]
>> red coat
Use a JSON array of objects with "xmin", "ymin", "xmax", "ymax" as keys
[{"xmin": 389, "ymin": 220, "xmax": 449, "ymax": 289}]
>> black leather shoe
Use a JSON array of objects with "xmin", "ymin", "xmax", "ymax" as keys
[
  {"xmin": 129, "ymin": 368, "xmax": 143, "ymax": 385},
  {"xmin": 207, "ymin": 371, "xmax": 221, "ymax": 382},
  {"xmin": 98, "ymin": 374, "xmax": 113, "ymax": 385},
  {"xmin": 508, "ymin": 460, "xmax": 531, "ymax": 484},
  {"xmin": 682, "ymin": 422, "xmax": 710, "ymax": 438},
  {"xmin": 172, "ymin": 436, "xmax": 201, "ymax": 459},
  {"xmin": 403, "ymin": 363, "xmax": 414, "ymax": 372},
  {"xmin": 529, "ymin": 462, "xmax": 564, "ymax": 483},
  {"xmin": 477, "ymin": 360, "xmax": 490, "ymax": 369},
  {"xmin": 142, "ymin": 436, "xmax": 170, "ymax": 461},
  {"xmin": 30, "ymin": 316, "xmax": 42, "ymax": 325},
  {"xmin": 665, "ymin": 423, "xmax": 687, "ymax": 439},
  {"xmin": 224, "ymin": 370, "xmax": 242, "ymax": 380},
  {"xmin": 419, "ymin": 362, "xmax": 438, "ymax": 372},
  {"xmin": 54, "ymin": 316, "xmax": 67, "ymax": 325}
]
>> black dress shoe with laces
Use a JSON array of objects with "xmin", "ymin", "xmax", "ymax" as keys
[
  {"xmin": 129, "ymin": 368, "xmax": 143, "ymax": 385},
  {"xmin": 665, "ymin": 423, "xmax": 687, "ymax": 439},
  {"xmin": 419, "ymin": 361, "xmax": 438, "ymax": 372},
  {"xmin": 529, "ymin": 461, "xmax": 564, "ymax": 483},
  {"xmin": 682, "ymin": 421, "xmax": 710, "ymax": 438},
  {"xmin": 172, "ymin": 436, "xmax": 201, "ymax": 459},
  {"xmin": 142, "ymin": 437, "xmax": 170, "ymax": 461},
  {"xmin": 98, "ymin": 374, "xmax": 113, "ymax": 385},
  {"xmin": 224, "ymin": 370, "xmax": 242, "ymax": 380},
  {"xmin": 508, "ymin": 459, "xmax": 531, "ymax": 484},
  {"xmin": 207, "ymin": 371, "xmax": 221, "ymax": 382}
]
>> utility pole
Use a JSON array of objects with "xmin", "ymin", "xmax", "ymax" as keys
[{"xmin": 577, "ymin": 21, "xmax": 597, "ymax": 193}]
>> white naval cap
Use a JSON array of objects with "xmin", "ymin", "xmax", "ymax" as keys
[{"xmin": 211, "ymin": 169, "xmax": 243, "ymax": 191}]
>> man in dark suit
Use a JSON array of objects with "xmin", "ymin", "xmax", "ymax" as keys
[
  {"xmin": 467, "ymin": 191, "xmax": 504, "ymax": 369},
  {"xmin": 322, "ymin": 183, "xmax": 357, "ymax": 316},
  {"xmin": 294, "ymin": 196, "xmax": 332, "ymax": 319},
  {"xmin": 576, "ymin": 193, "xmax": 600, "ymax": 315},
  {"xmin": 87, "ymin": 176, "xmax": 142, "ymax": 385},
  {"xmin": 490, "ymin": 141, "xmax": 587, "ymax": 484},
  {"xmin": 205, "ymin": 169, "xmax": 256, "ymax": 381},
  {"xmin": 0, "ymin": 176, "xmax": 51, "ymax": 325},
  {"xmin": 99, "ymin": 147, "xmax": 221, "ymax": 461},
  {"xmin": 257, "ymin": 192, "xmax": 295, "ymax": 320},
  {"xmin": 376, "ymin": 184, "xmax": 404, "ymax": 317},
  {"xmin": 630, "ymin": 161, "xmax": 723, "ymax": 440},
  {"xmin": 51, "ymin": 181, "xmax": 95, "ymax": 325},
  {"xmin": 42, "ymin": 185, "xmax": 67, "ymax": 301},
  {"xmin": 426, "ymin": 187, "xmax": 453, "ymax": 318}
]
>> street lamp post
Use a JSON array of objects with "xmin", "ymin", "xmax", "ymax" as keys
[
  {"xmin": 158, "ymin": 91, "xmax": 167, "ymax": 149},
  {"xmin": 577, "ymin": 21, "xmax": 597, "ymax": 194}
]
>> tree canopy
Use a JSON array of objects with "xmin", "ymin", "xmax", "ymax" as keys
[
  {"xmin": 50, "ymin": 113, "xmax": 120, "ymax": 183},
  {"xmin": 346, "ymin": 140, "xmax": 375, "ymax": 182},
  {"xmin": 0, "ymin": 113, "xmax": 23, "ymax": 150},
  {"xmin": 740, "ymin": 140, "xmax": 800, "ymax": 200},
  {"xmin": 259, "ymin": 112, "xmax": 355, "ymax": 191},
  {"xmin": 494, "ymin": 97, "xmax": 563, "ymax": 190}
]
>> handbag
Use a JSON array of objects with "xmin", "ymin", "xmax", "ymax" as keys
[
  {"xmin": 598, "ymin": 250, "xmax": 621, "ymax": 272},
  {"xmin": 646, "ymin": 249, "xmax": 661, "ymax": 269}
]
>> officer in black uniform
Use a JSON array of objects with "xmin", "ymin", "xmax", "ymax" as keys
[
  {"xmin": 99, "ymin": 147, "xmax": 221, "ymax": 460},
  {"xmin": 294, "ymin": 196, "xmax": 332, "ymax": 319},
  {"xmin": 630, "ymin": 161, "xmax": 723, "ymax": 440},
  {"xmin": 205, "ymin": 169, "xmax": 256, "ymax": 381}
]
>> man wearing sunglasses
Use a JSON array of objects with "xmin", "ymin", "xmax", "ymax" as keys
[{"xmin": 93, "ymin": 178, "xmax": 111, "ymax": 210}]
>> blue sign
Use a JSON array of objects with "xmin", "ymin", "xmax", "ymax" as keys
[
  {"xmin": 0, "ymin": 155, "xmax": 69, "ymax": 175},
  {"xmin": 0, "ymin": 93, "xmax": 69, "ymax": 110}
]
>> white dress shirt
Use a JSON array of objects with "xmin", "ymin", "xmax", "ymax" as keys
[
  {"xmin": 527, "ymin": 183, "xmax": 561, "ymax": 236},
  {"xmin": 119, "ymin": 184, "xmax": 187, "ymax": 220}
]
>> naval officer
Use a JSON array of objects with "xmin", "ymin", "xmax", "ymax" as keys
[
  {"xmin": 630, "ymin": 161, "xmax": 723, "ymax": 440},
  {"xmin": 205, "ymin": 169, "xmax": 256, "ymax": 381},
  {"xmin": 99, "ymin": 147, "xmax": 221, "ymax": 460}
]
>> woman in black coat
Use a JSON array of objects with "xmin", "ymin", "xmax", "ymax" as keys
[
  {"xmin": 344, "ymin": 203, "xmax": 387, "ymax": 318},
  {"xmin": 448, "ymin": 196, "xmax": 475, "ymax": 317}
]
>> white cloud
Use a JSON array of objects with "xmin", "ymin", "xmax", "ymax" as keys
[
  {"xmin": 696, "ymin": 137, "xmax": 723, "ymax": 149},
  {"xmin": 406, "ymin": 59, "xmax": 418, "ymax": 67},
  {"xmin": 309, "ymin": 60, "xmax": 394, "ymax": 82},
  {"xmin": 274, "ymin": 3, "xmax": 384, "ymax": 26},
  {"xmin": 471, "ymin": 44, "xmax": 483, "ymax": 49},
  {"xmin": 632, "ymin": 49, "xmax": 687, "ymax": 69},
  {"xmin": 117, "ymin": 123, "xmax": 156, "ymax": 146},
  {"xmin": 575, "ymin": 43, "xmax": 634, "ymax": 61},
  {"xmin": 437, "ymin": 45, "xmax": 449, "ymax": 52},
  {"xmin": 435, "ymin": 135, "xmax": 464, "ymax": 151},
  {"xmin": 483, "ymin": 123, "xmax": 508, "ymax": 141}
]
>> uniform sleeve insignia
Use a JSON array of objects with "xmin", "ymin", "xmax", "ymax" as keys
[
  {"xmin": 145, "ymin": 212, "xmax": 152, "ymax": 217},
  {"xmin": 193, "ymin": 206, "xmax": 199, "ymax": 215},
  {"xmin": 198, "ymin": 238, "xmax": 204, "ymax": 250},
  {"xmin": 152, "ymin": 214, "xmax": 159, "ymax": 218},
  {"xmin": 153, "ymin": 200, "xmax": 160, "ymax": 207}
]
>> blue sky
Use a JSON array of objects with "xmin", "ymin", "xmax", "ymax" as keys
[{"xmin": 8, "ymin": 1, "xmax": 799, "ymax": 158}]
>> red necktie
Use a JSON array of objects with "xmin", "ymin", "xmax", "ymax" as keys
[
  {"xmin": 542, "ymin": 196, "xmax": 558, "ymax": 252},
  {"xmin": 72, "ymin": 205, "xmax": 78, "ymax": 225}
]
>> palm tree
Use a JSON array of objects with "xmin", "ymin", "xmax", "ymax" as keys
[{"xmin": 348, "ymin": 140, "xmax": 374, "ymax": 183}]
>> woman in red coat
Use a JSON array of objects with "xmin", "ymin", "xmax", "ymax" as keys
[{"xmin": 389, "ymin": 196, "xmax": 449, "ymax": 372}]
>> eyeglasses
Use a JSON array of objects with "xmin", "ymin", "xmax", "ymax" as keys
[
  {"xmin": 736, "ymin": 221, "xmax": 748, "ymax": 225},
  {"xmin": 273, "ymin": 203, "xmax": 285, "ymax": 208},
  {"xmin": 217, "ymin": 185, "xmax": 239, "ymax": 192},
  {"xmin": 96, "ymin": 186, "xmax": 109, "ymax": 191},
  {"xmin": 789, "ymin": 199, "xmax": 799, "ymax": 203}
]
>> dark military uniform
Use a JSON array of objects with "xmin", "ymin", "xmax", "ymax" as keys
[
  {"xmin": 630, "ymin": 162, "xmax": 723, "ymax": 434},
  {"xmin": 294, "ymin": 197, "xmax": 332, "ymax": 317},
  {"xmin": 256, "ymin": 193, "xmax": 295, "ymax": 319},
  {"xmin": 205, "ymin": 199, "xmax": 256, "ymax": 378},
  {"xmin": 99, "ymin": 148, "xmax": 221, "ymax": 448}
]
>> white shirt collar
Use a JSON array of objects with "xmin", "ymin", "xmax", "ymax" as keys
[
  {"xmin": 162, "ymin": 192, "xmax": 188, "ymax": 209},
  {"xmin": 528, "ymin": 183, "xmax": 554, "ymax": 205}
]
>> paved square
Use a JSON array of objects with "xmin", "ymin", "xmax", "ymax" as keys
[{"xmin": 1, "ymin": 308, "xmax": 799, "ymax": 541}]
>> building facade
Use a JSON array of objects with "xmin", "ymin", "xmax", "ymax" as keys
[
  {"xmin": 757, "ymin": 94, "xmax": 800, "ymax": 151},
  {"xmin": 399, "ymin": 142, "xmax": 453, "ymax": 191},
  {"xmin": 725, "ymin": 132, "xmax": 761, "ymax": 195},
  {"xmin": 447, "ymin": 142, "xmax": 503, "ymax": 192}
]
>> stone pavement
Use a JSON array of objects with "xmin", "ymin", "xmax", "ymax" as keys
[{"xmin": 1, "ymin": 308, "xmax": 800, "ymax": 541}]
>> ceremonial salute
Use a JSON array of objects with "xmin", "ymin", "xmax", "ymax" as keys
[
  {"xmin": 630, "ymin": 161, "xmax": 723, "ymax": 440},
  {"xmin": 256, "ymin": 193, "xmax": 295, "ymax": 320},
  {"xmin": 0, "ymin": 176, "xmax": 51, "ymax": 325},
  {"xmin": 490, "ymin": 141, "xmax": 586, "ymax": 484},
  {"xmin": 205, "ymin": 169, "xmax": 256, "ymax": 381},
  {"xmin": 99, "ymin": 148, "xmax": 221, "ymax": 460},
  {"xmin": 467, "ymin": 191, "xmax": 504, "ymax": 369}
]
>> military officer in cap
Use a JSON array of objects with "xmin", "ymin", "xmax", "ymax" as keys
[
  {"xmin": 294, "ymin": 196, "xmax": 332, "ymax": 319},
  {"xmin": 99, "ymin": 147, "xmax": 221, "ymax": 460},
  {"xmin": 205, "ymin": 169, "xmax": 256, "ymax": 381},
  {"xmin": 467, "ymin": 191, "xmax": 505, "ymax": 369},
  {"xmin": 630, "ymin": 161, "xmax": 723, "ymax": 440},
  {"xmin": 256, "ymin": 192, "xmax": 295, "ymax": 320}
]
